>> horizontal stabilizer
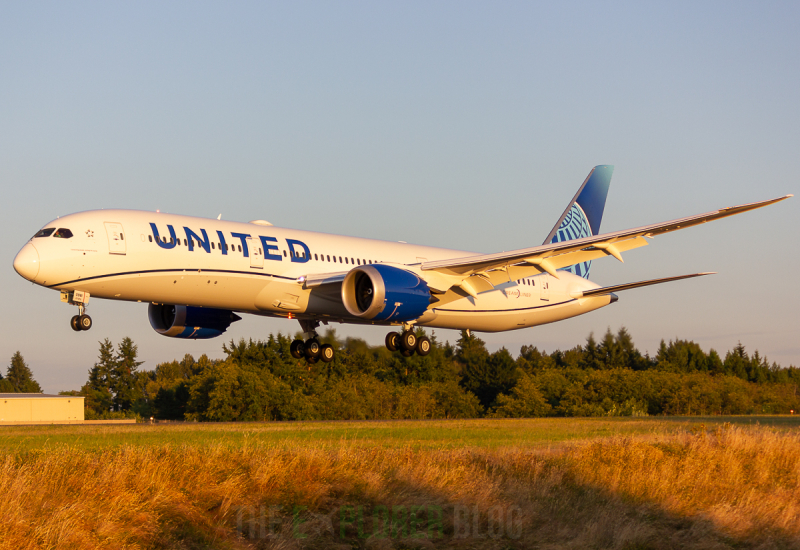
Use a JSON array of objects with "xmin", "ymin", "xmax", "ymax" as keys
[{"xmin": 577, "ymin": 272, "xmax": 715, "ymax": 298}]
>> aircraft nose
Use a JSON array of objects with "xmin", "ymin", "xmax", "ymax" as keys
[{"xmin": 13, "ymin": 242, "xmax": 40, "ymax": 281}]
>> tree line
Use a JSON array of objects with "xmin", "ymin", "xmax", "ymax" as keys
[{"xmin": 69, "ymin": 327, "xmax": 800, "ymax": 420}]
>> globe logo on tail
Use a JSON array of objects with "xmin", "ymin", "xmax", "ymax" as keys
[{"xmin": 551, "ymin": 203, "xmax": 593, "ymax": 278}]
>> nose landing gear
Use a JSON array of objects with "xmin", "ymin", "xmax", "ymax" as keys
[
  {"xmin": 63, "ymin": 290, "xmax": 92, "ymax": 332},
  {"xmin": 70, "ymin": 312, "xmax": 92, "ymax": 332},
  {"xmin": 290, "ymin": 320, "xmax": 335, "ymax": 363}
]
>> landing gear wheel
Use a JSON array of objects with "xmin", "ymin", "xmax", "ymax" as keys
[
  {"xmin": 400, "ymin": 331, "xmax": 417, "ymax": 351},
  {"xmin": 70, "ymin": 315, "xmax": 81, "ymax": 332},
  {"xmin": 78, "ymin": 315, "xmax": 92, "ymax": 331},
  {"xmin": 385, "ymin": 332, "xmax": 400, "ymax": 352},
  {"xmin": 304, "ymin": 338, "xmax": 321, "ymax": 359},
  {"xmin": 320, "ymin": 344, "xmax": 335, "ymax": 363},
  {"xmin": 290, "ymin": 340, "xmax": 305, "ymax": 359},
  {"xmin": 401, "ymin": 349, "xmax": 414, "ymax": 357},
  {"xmin": 416, "ymin": 336, "xmax": 431, "ymax": 356},
  {"xmin": 306, "ymin": 355, "xmax": 319, "ymax": 365}
]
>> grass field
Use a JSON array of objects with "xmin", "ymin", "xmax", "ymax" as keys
[{"xmin": 1, "ymin": 416, "xmax": 799, "ymax": 549}]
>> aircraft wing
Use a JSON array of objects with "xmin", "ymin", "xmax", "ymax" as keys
[
  {"xmin": 413, "ymin": 195, "xmax": 791, "ymax": 302},
  {"xmin": 300, "ymin": 195, "xmax": 790, "ymax": 307}
]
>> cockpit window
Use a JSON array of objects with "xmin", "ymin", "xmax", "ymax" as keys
[
  {"xmin": 53, "ymin": 228, "xmax": 73, "ymax": 239},
  {"xmin": 33, "ymin": 228, "xmax": 56, "ymax": 238}
]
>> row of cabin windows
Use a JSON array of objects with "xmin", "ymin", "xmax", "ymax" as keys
[
  {"xmin": 516, "ymin": 278, "xmax": 535, "ymax": 286},
  {"xmin": 149, "ymin": 235, "xmax": 245, "ymax": 252},
  {"xmin": 313, "ymin": 254, "xmax": 376, "ymax": 266},
  {"xmin": 148, "ymin": 235, "xmax": 381, "ymax": 265}
]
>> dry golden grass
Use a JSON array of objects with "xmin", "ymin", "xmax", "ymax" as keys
[{"xmin": 1, "ymin": 422, "xmax": 799, "ymax": 549}]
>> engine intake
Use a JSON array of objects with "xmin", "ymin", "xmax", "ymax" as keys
[
  {"xmin": 148, "ymin": 304, "xmax": 241, "ymax": 339},
  {"xmin": 342, "ymin": 264, "xmax": 430, "ymax": 322}
]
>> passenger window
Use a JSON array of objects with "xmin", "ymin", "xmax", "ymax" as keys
[
  {"xmin": 120, "ymin": 233, "xmax": 124, "ymax": 240},
  {"xmin": 327, "ymin": 255, "xmax": 330, "ymax": 262},
  {"xmin": 211, "ymin": 242, "xmax": 215, "ymax": 249},
  {"xmin": 345, "ymin": 257, "xmax": 349, "ymax": 264},
  {"xmin": 33, "ymin": 228, "xmax": 56, "ymax": 238},
  {"xmin": 148, "ymin": 235, "xmax": 153, "ymax": 242},
  {"xmin": 333, "ymin": 256, "xmax": 337, "ymax": 263},
  {"xmin": 283, "ymin": 250, "xmax": 287, "ymax": 257},
  {"xmin": 314, "ymin": 254, "xmax": 318, "ymax": 261},
  {"xmin": 53, "ymin": 228, "xmax": 73, "ymax": 239},
  {"xmin": 339, "ymin": 256, "xmax": 342, "ymax": 263}
]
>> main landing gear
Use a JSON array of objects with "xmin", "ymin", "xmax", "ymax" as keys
[
  {"xmin": 290, "ymin": 320, "xmax": 335, "ymax": 363},
  {"xmin": 63, "ymin": 290, "xmax": 92, "ymax": 332},
  {"xmin": 385, "ymin": 328, "xmax": 431, "ymax": 357}
]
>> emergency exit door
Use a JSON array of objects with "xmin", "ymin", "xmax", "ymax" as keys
[
  {"xmin": 248, "ymin": 237, "xmax": 263, "ymax": 268},
  {"xmin": 539, "ymin": 275, "xmax": 550, "ymax": 301},
  {"xmin": 104, "ymin": 222, "xmax": 126, "ymax": 255}
]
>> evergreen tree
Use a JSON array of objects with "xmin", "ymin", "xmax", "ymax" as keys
[
  {"xmin": 457, "ymin": 331, "xmax": 516, "ymax": 408},
  {"xmin": 81, "ymin": 339, "xmax": 115, "ymax": 413},
  {"xmin": 6, "ymin": 351, "xmax": 42, "ymax": 393},
  {"xmin": 110, "ymin": 337, "xmax": 144, "ymax": 411},
  {"xmin": 0, "ymin": 366, "xmax": 14, "ymax": 393}
]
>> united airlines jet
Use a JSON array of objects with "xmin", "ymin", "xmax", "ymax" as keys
[{"xmin": 12, "ymin": 166, "xmax": 791, "ymax": 363}]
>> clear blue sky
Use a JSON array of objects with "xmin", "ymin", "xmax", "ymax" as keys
[{"xmin": 2, "ymin": 1, "xmax": 798, "ymax": 393}]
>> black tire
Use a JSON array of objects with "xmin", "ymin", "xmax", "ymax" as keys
[
  {"xmin": 416, "ymin": 336, "xmax": 432, "ymax": 356},
  {"xmin": 385, "ymin": 332, "xmax": 400, "ymax": 352},
  {"xmin": 305, "ymin": 338, "xmax": 321, "ymax": 358},
  {"xmin": 70, "ymin": 315, "xmax": 81, "ymax": 332},
  {"xmin": 79, "ymin": 315, "xmax": 92, "ymax": 331},
  {"xmin": 290, "ymin": 340, "xmax": 305, "ymax": 359},
  {"xmin": 320, "ymin": 344, "xmax": 335, "ymax": 363},
  {"xmin": 400, "ymin": 331, "xmax": 417, "ymax": 351},
  {"xmin": 401, "ymin": 349, "xmax": 414, "ymax": 357}
]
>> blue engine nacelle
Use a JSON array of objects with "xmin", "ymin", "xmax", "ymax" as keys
[
  {"xmin": 341, "ymin": 264, "xmax": 431, "ymax": 322},
  {"xmin": 148, "ymin": 303, "xmax": 241, "ymax": 339}
]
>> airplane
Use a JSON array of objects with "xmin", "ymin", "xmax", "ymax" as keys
[{"xmin": 12, "ymin": 166, "xmax": 791, "ymax": 363}]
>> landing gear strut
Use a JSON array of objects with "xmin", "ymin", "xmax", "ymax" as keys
[
  {"xmin": 385, "ymin": 326, "xmax": 431, "ymax": 357},
  {"xmin": 63, "ymin": 290, "xmax": 92, "ymax": 332},
  {"xmin": 290, "ymin": 319, "xmax": 335, "ymax": 363}
]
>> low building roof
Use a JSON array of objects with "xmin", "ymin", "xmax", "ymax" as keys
[{"xmin": 0, "ymin": 393, "xmax": 84, "ymax": 399}]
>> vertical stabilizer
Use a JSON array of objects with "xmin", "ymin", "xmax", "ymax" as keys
[{"xmin": 543, "ymin": 165, "xmax": 613, "ymax": 278}]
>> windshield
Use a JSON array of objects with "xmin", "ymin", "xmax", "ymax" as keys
[
  {"xmin": 33, "ymin": 228, "xmax": 56, "ymax": 238},
  {"xmin": 53, "ymin": 228, "xmax": 73, "ymax": 239}
]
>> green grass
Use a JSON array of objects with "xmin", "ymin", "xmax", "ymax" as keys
[
  {"xmin": 2, "ymin": 417, "xmax": 800, "ymax": 548},
  {"xmin": 2, "ymin": 415, "xmax": 799, "ymax": 453}
]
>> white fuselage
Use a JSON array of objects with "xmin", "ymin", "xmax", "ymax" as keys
[{"xmin": 14, "ymin": 209, "xmax": 613, "ymax": 333}]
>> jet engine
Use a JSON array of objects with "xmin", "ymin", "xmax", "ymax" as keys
[
  {"xmin": 341, "ymin": 264, "xmax": 431, "ymax": 322},
  {"xmin": 148, "ymin": 303, "xmax": 241, "ymax": 339}
]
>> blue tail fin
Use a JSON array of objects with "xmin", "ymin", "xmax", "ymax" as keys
[{"xmin": 542, "ymin": 165, "xmax": 613, "ymax": 279}]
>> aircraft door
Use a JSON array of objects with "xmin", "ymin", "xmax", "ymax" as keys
[
  {"xmin": 104, "ymin": 222, "xmax": 126, "ymax": 255},
  {"xmin": 248, "ymin": 237, "xmax": 263, "ymax": 268},
  {"xmin": 539, "ymin": 275, "xmax": 550, "ymax": 301}
]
